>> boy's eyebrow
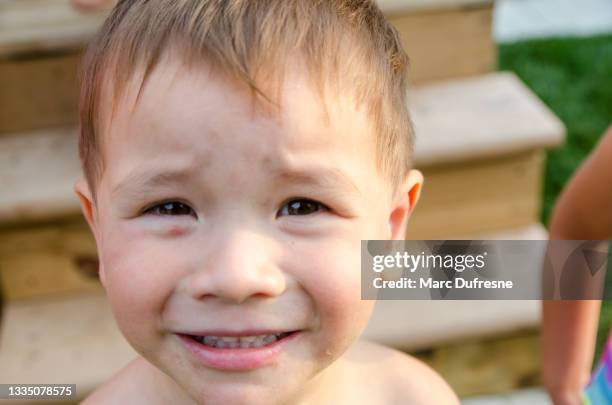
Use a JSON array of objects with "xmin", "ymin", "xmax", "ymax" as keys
[
  {"xmin": 111, "ymin": 165, "xmax": 361, "ymax": 197},
  {"xmin": 111, "ymin": 168, "xmax": 194, "ymax": 198},
  {"xmin": 273, "ymin": 167, "xmax": 361, "ymax": 196}
]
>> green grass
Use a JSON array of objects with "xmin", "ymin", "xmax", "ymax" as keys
[
  {"xmin": 498, "ymin": 34, "xmax": 612, "ymax": 364},
  {"xmin": 499, "ymin": 34, "xmax": 612, "ymax": 225}
]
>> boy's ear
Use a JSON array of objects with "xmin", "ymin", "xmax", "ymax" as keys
[
  {"xmin": 388, "ymin": 169, "xmax": 423, "ymax": 240},
  {"xmin": 74, "ymin": 178, "xmax": 106, "ymax": 287},
  {"xmin": 74, "ymin": 178, "xmax": 96, "ymax": 230}
]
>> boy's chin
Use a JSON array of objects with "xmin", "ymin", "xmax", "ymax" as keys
[
  {"xmin": 179, "ymin": 376, "xmax": 306, "ymax": 405},
  {"xmin": 153, "ymin": 350, "xmax": 319, "ymax": 405}
]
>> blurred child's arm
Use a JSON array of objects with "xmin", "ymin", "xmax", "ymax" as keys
[{"xmin": 542, "ymin": 125, "xmax": 612, "ymax": 405}]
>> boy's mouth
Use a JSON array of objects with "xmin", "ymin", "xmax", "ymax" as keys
[
  {"xmin": 178, "ymin": 330, "xmax": 303, "ymax": 370},
  {"xmin": 186, "ymin": 332, "xmax": 295, "ymax": 349}
]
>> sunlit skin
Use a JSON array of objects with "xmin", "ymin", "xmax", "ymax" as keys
[
  {"xmin": 542, "ymin": 126, "xmax": 612, "ymax": 405},
  {"xmin": 75, "ymin": 54, "xmax": 457, "ymax": 404}
]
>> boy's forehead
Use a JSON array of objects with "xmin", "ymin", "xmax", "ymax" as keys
[{"xmin": 102, "ymin": 57, "xmax": 377, "ymax": 159}]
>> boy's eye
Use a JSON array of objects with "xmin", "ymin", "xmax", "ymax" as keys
[
  {"xmin": 278, "ymin": 198, "xmax": 327, "ymax": 217},
  {"xmin": 143, "ymin": 201, "xmax": 196, "ymax": 218}
]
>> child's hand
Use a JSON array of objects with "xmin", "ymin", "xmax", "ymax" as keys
[
  {"xmin": 543, "ymin": 348, "xmax": 590, "ymax": 405},
  {"xmin": 547, "ymin": 385, "xmax": 584, "ymax": 405}
]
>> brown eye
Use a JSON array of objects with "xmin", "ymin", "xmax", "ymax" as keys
[
  {"xmin": 144, "ymin": 201, "xmax": 196, "ymax": 218},
  {"xmin": 278, "ymin": 198, "xmax": 327, "ymax": 217}
]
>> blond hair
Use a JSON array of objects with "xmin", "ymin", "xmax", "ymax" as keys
[{"xmin": 79, "ymin": 0, "xmax": 413, "ymax": 198}]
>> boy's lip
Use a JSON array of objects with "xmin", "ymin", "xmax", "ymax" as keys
[{"xmin": 176, "ymin": 330, "xmax": 302, "ymax": 371}]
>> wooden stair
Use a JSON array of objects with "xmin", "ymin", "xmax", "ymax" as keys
[
  {"xmin": 0, "ymin": 0, "xmax": 109, "ymax": 56},
  {"xmin": 0, "ymin": 1, "xmax": 108, "ymax": 134},
  {"xmin": 0, "ymin": 128, "xmax": 80, "ymax": 225},
  {"xmin": 382, "ymin": 0, "xmax": 496, "ymax": 83},
  {"xmin": 407, "ymin": 72, "xmax": 564, "ymax": 239}
]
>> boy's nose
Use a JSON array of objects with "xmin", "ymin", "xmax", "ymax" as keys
[{"xmin": 184, "ymin": 229, "xmax": 286, "ymax": 304}]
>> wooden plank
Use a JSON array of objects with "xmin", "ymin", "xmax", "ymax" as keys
[
  {"xmin": 0, "ymin": 128, "xmax": 81, "ymax": 225},
  {"xmin": 407, "ymin": 151, "xmax": 545, "ymax": 240},
  {"xmin": 389, "ymin": 3, "xmax": 495, "ymax": 83},
  {"xmin": 0, "ymin": 52, "xmax": 80, "ymax": 134},
  {"xmin": 378, "ymin": 0, "xmax": 493, "ymax": 16},
  {"xmin": 411, "ymin": 72, "xmax": 565, "ymax": 167},
  {"xmin": 420, "ymin": 332, "xmax": 541, "ymax": 398},
  {"xmin": 0, "ymin": 292, "xmax": 136, "ymax": 401},
  {"xmin": 0, "ymin": 0, "xmax": 108, "ymax": 58},
  {"xmin": 0, "ymin": 218, "xmax": 102, "ymax": 301}
]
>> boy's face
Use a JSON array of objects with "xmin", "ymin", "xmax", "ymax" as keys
[{"xmin": 77, "ymin": 58, "xmax": 420, "ymax": 404}]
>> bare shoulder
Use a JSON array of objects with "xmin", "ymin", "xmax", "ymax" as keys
[
  {"xmin": 81, "ymin": 357, "xmax": 164, "ymax": 405},
  {"xmin": 345, "ymin": 340, "xmax": 460, "ymax": 405}
]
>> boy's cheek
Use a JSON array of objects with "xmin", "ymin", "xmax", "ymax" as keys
[
  {"xmin": 313, "ymin": 295, "xmax": 374, "ymax": 361},
  {"xmin": 298, "ymin": 244, "xmax": 371, "ymax": 331},
  {"xmin": 100, "ymin": 241, "xmax": 185, "ymax": 332}
]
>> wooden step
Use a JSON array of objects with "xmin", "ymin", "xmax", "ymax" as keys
[
  {"xmin": 384, "ymin": 0, "xmax": 495, "ymax": 83},
  {"xmin": 0, "ymin": 292, "xmax": 136, "ymax": 402},
  {"xmin": 364, "ymin": 223, "xmax": 547, "ymax": 351},
  {"xmin": 0, "ymin": 2, "xmax": 108, "ymax": 134},
  {"xmin": 406, "ymin": 72, "xmax": 564, "ymax": 239},
  {"xmin": 0, "ymin": 53, "xmax": 81, "ymax": 134},
  {"xmin": 0, "ymin": 127, "xmax": 81, "ymax": 225},
  {"xmin": 0, "ymin": 218, "xmax": 101, "ymax": 302},
  {"xmin": 0, "ymin": 72, "xmax": 565, "ymax": 229},
  {"xmin": 411, "ymin": 72, "xmax": 565, "ymax": 167},
  {"xmin": 0, "ymin": 0, "xmax": 108, "ymax": 57},
  {"xmin": 365, "ymin": 299, "xmax": 542, "ymax": 351},
  {"xmin": 420, "ymin": 332, "xmax": 542, "ymax": 398},
  {"xmin": 407, "ymin": 150, "xmax": 545, "ymax": 239},
  {"xmin": 378, "ymin": 0, "xmax": 493, "ymax": 15}
]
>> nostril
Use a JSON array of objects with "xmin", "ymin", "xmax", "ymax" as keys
[{"xmin": 251, "ymin": 292, "xmax": 273, "ymax": 300}]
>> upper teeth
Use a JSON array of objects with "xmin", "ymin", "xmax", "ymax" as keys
[{"xmin": 194, "ymin": 333, "xmax": 290, "ymax": 348}]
